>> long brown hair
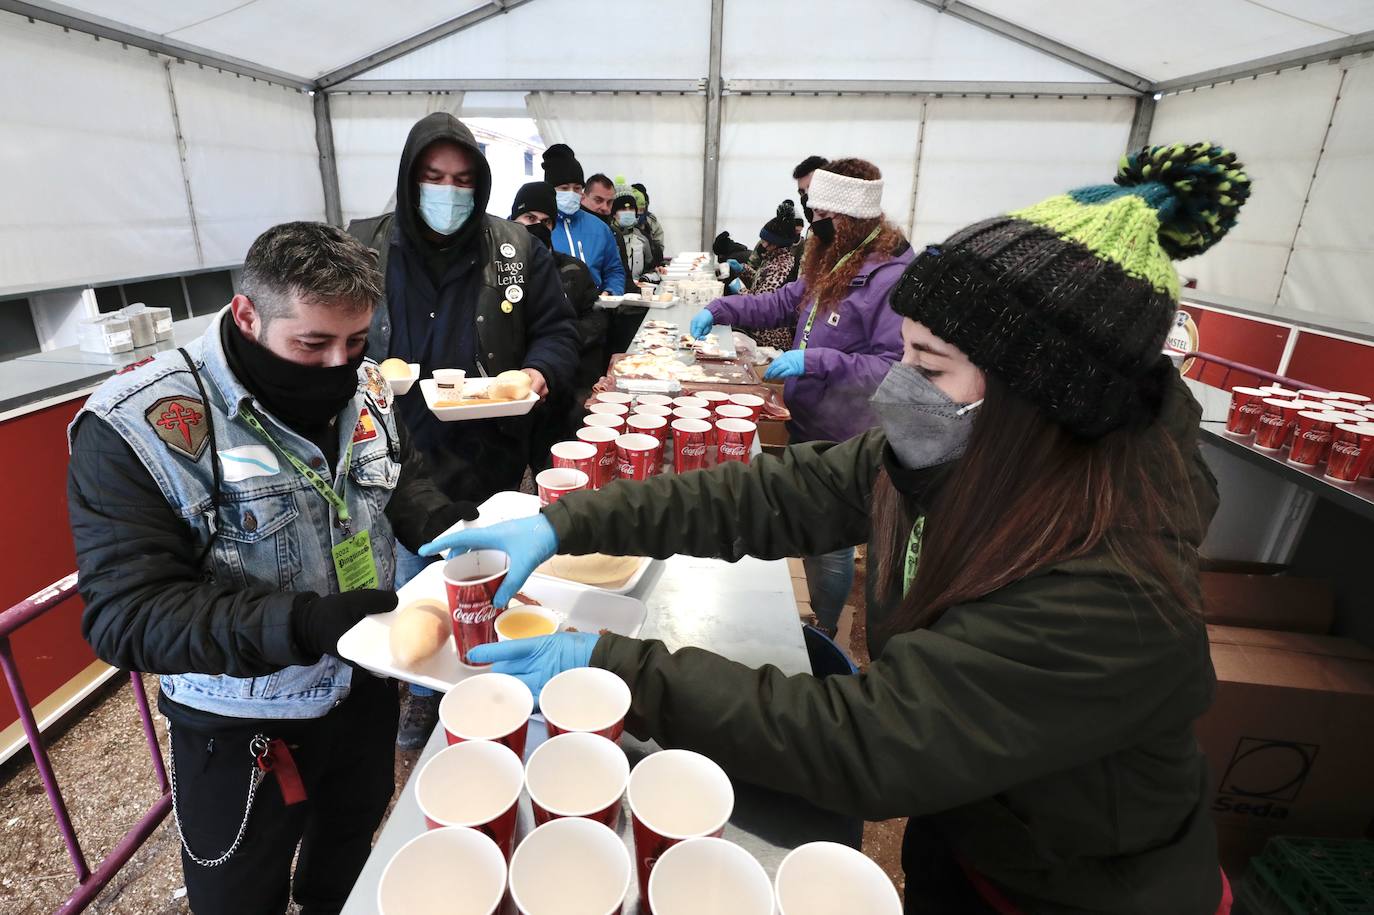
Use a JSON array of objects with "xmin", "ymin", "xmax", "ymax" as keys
[
  {"xmin": 872, "ymin": 375, "xmax": 1204, "ymax": 636},
  {"xmin": 799, "ymin": 158, "xmax": 906, "ymax": 315}
]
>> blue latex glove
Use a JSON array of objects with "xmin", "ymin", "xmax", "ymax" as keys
[
  {"xmin": 418, "ymin": 515, "xmax": 558, "ymax": 608},
  {"xmin": 726, "ymin": 278, "xmax": 743, "ymax": 294},
  {"xmin": 466, "ymin": 632, "xmax": 600, "ymax": 701},
  {"xmin": 763, "ymin": 348, "xmax": 806, "ymax": 380},
  {"xmin": 689, "ymin": 308, "xmax": 716, "ymax": 339},
  {"xmin": 726, "ymin": 258, "xmax": 743, "ymax": 274}
]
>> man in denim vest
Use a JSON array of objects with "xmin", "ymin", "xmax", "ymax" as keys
[{"xmin": 67, "ymin": 222, "xmax": 478, "ymax": 914}]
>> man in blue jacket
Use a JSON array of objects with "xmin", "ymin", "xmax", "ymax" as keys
[{"xmin": 542, "ymin": 144, "xmax": 626, "ymax": 296}]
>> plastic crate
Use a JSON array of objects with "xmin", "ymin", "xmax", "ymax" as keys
[{"xmin": 1239, "ymin": 838, "xmax": 1374, "ymax": 915}]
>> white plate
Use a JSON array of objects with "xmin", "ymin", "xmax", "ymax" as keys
[
  {"xmin": 420, "ymin": 378, "xmax": 539, "ymax": 422},
  {"xmin": 598, "ymin": 294, "xmax": 625, "ymax": 305},
  {"xmin": 381, "ymin": 363, "xmax": 420, "ymax": 396},
  {"xmin": 336, "ymin": 567, "xmax": 648, "ymax": 692}
]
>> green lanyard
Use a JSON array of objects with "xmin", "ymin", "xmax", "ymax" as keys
[
  {"xmin": 240, "ymin": 408, "xmax": 353, "ymax": 528},
  {"xmin": 902, "ymin": 516, "xmax": 926, "ymax": 596},
  {"xmin": 799, "ymin": 225, "xmax": 883, "ymax": 351}
]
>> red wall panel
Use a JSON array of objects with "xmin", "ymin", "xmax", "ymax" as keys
[
  {"xmin": 1180, "ymin": 306, "xmax": 1291, "ymax": 389},
  {"xmin": 0, "ymin": 396, "xmax": 95, "ymax": 734},
  {"xmin": 1283, "ymin": 332, "xmax": 1374, "ymax": 396}
]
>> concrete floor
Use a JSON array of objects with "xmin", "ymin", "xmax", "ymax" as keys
[{"xmin": 0, "ymin": 551, "xmax": 903, "ymax": 912}]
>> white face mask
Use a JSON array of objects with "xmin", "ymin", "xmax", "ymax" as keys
[
  {"xmin": 418, "ymin": 183, "xmax": 475, "ymax": 235},
  {"xmin": 555, "ymin": 190, "xmax": 582, "ymax": 216},
  {"xmin": 870, "ymin": 363, "xmax": 983, "ymax": 469}
]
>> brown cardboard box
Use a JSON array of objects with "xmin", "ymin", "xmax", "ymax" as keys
[
  {"xmin": 758, "ymin": 419, "xmax": 789, "ymax": 448},
  {"xmin": 1197, "ymin": 625, "xmax": 1374, "ymax": 868},
  {"xmin": 1200, "ymin": 572, "xmax": 1334, "ymax": 634}
]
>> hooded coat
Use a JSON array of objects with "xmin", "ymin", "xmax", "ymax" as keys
[{"xmin": 347, "ymin": 114, "xmax": 579, "ymax": 502}]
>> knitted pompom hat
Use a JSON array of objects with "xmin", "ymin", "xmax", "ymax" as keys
[
  {"xmin": 760, "ymin": 200, "xmax": 797, "ymax": 247},
  {"xmin": 890, "ymin": 141, "xmax": 1251, "ymax": 439},
  {"xmin": 541, "ymin": 143, "xmax": 584, "ymax": 187}
]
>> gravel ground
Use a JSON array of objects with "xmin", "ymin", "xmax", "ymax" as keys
[{"xmin": 2, "ymin": 551, "xmax": 902, "ymax": 911}]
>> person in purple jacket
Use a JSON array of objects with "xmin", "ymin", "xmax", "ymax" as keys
[{"xmin": 690, "ymin": 157, "xmax": 912, "ymax": 637}]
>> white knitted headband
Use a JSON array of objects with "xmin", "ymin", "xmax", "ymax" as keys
[{"xmin": 806, "ymin": 169, "xmax": 884, "ymax": 219}]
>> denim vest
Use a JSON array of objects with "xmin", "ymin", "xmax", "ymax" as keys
[{"xmin": 71, "ymin": 310, "xmax": 401, "ymax": 719}]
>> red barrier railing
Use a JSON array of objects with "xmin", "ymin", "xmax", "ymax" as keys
[
  {"xmin": 1181, "ymin": 351, "xmax": 1323, "ymax": 394},
  {"xmin": 0, "ymin": 574, "xmax": 170, "ymax": 914}
]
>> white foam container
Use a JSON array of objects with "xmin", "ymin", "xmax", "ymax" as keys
[{"xmin": 383, "ymin": 363, "xmax": 421, "ymax": 396}]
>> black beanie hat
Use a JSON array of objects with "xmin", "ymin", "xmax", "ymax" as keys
[
  {"xmin": 612, "ymin": 194, "xmax": 638, "ymax": 213},
  {"xmin": 541, "ymin": 143, "xmax": 584, "ymax": 187},
  {"xmin": 890, "ymin": 142, "xmax": 1251, "ymax": 440},
  {"xmin": 760, "ymin": 200, "xmax": 797, "ymax": 247},
  {"xmin": 510, "ymin": 181, "xmax": 557, "ymax": 221}
]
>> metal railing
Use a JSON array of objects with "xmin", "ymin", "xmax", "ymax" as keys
[
  {"xmin": 1181, "ymin": 351, "xmax": 1323, "ymax": 394},
  {"xmin": 0, "ymin": 573, "xmax": 170, "ymax": 914}
]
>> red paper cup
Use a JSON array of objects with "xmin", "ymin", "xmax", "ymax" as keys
[
  {"xmin": 671, "ymin": 396, "xmax": 708, "ymax": 411},
  {"xmin": 671, "ymin": 418, "xmax": 712, "ymax": 473},
  {"xmin": 1317, "ymin": 409, "xmax": 1364, "ymax": 425},
  {"xmin": 443, "ymin": 551, "xmax": 509, "ymax": 666},
  {"xmin": 508, "ymin": 817, "xmax": 631, "ymax": 915},
  {"xmin": 589, "ymin": 402, "xmax": 630, "ymax": 419},
  {"xmin": 577, "ymin": 426, "xmax": 620, "ymax": 489},
  {"xmin": 714, "ymin": 403, "xmax": 753, "ymax": 422},
  {"xmin": 525, "ymin": 731, "xmax": 629, "ymax": 829},
  {"xmin": 1322, "ymin": 391, "xmax": 1371, "ymax": 405},
  {"xmin": 616, "ymin": 432, "xmax": 660, "ymax": 481},
  {"xmin": 628, "ymin": 750, "xmax": 734, "ymax": 899},
  {"xmin": 551, "ymin": 439, "xmax": 598, "ymax": 481},
  {"xmin": 1225, "ymin": 386, "xmax": 1269, "ymax": 437},
  {"xmin": 695, "ymin": 390, "xmax": 730, "ymax": 406},
  {"xmin": 671, "ymin": 406, "xmax": 711, "ymax": 422},
  {"xmin": 439, "ymin": 672, "xmax": 534, "ymax": 759},
  {"xmin": 1327, "ymin": 423, "xmax": 1374, "ymax": 483},
  {"xmin": 634, "ymin": 393, "xmax": 674, "ymax": 408},
  {"xmin": 377, "ymin": 826, "xmax": 507, "ymax": 915},
  {"xmin": 415, "ymin": 741, "xmax": 524, "ymax": 856},
  {"xmin": 715, "ymin": 418, "xmax": 757, "ymax": 464},
  {"xmin": 540, "ymin": 667, "xmax": 632, "ymax": 741},
  {"xmin": 535, "ymin": 467, "xmax": 589, "ymax": 506},
  {"xmin": 633, "ymin": 403, "xmax": 674, "ymax": 419},
  {"xmin": 627, "ymin": 414, "xmax": 669, "ymax": 465},
  {"xmin": 1255, "ymin": 398, "xmax": 1300, "ymax": 449},
  {"xmin": 1259, "ymin": 386, "xmax": 1298, "ymax": 398},
  {"xmin": 594, "ymin": 391, "xmax": 635, "ymax": 407},
  {"xmin": 649, "ymin": 838, "xmax": 774, "ymax": 915},
  {"xmin": 728, "ymin": 393, "xmax": 766, "ymax": 420},
  {"xmin": 584, "ymin": 413, "xmax": 628, "ymax": 435},
  {"xmin": 774, "ymin": 842, "xmax": 902, "ymax": 915},
  {"xmin": 1289, "ymin": 411, "xmax": 1337, "ymax": 466}
]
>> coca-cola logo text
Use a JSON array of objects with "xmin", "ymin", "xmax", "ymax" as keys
[
  {"xmin": 679, "ymin": 442, "xmax": 706, "ymax": 457},
  {"xmin": 719, "ymin": 442, "xmax": 746, "ymax": 457},
  {"xmin": 453, "ymin": 605, "xmax": 497, "ymax": 625}
]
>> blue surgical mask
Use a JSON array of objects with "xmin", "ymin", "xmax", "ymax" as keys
[
  {"xmin": 616, "ymin": 211, "xmax": 637, "ymax": 228},
  {"xmin": 556, "ymin": 190, "xmax": 583, "ymax": 216},
  {"xmin": 418, "ymin": 183, "xmax": 474, "ymax": 235}
]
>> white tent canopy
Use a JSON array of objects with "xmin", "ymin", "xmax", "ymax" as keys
[{"xmin": 2, "ymin": 0, "xmax": 1372, "ymax": 325}]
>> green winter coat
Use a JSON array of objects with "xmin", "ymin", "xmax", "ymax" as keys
[{"xmin": 542, "ymin": 374, "xmax": 1222, "ymax": 914}]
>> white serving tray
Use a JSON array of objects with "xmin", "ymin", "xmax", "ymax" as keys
[
  {"xmin": 337, "ymin": 566, "xmax": 647, "ymax": 692},
  {"xmin": 458, "ymin": 492, "xmax": 653, "ymax": 595},
  {"xmin": 420, "ymin": 377, "xmax": 538, "ymax": 422}
]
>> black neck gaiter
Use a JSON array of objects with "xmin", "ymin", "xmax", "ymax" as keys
[{"xmin": 221, "ymin": 318, "xmax": 362, "ymax": 434}]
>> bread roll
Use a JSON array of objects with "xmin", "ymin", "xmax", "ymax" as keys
[
  {"xmin": 378, "ymin": 357, "xmax": 411, "ymax": 381},
  {"xmin": 389, "ymin": 598, "xmax": 450, "ymax": 667},
  {"xmin": 491, "ymin": 370, "xmax": 533, "ymax": 401},
  {"xmin": 536, "ymin": 554, "xmax": 641, "ymax": 588}
]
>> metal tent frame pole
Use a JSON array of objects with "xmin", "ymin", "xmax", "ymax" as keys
[{"xmin": 701, "ymin": 0, "xmax": 725, "ymax": 251}]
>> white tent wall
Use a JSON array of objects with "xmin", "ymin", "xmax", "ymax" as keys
[
  {"xmin": 527, "ymin": 92, "xmax": 706, "ymax": 257},
  {"xmin": 1148, "ymin": 64, "xmax": 1362, "ymax": 317}
]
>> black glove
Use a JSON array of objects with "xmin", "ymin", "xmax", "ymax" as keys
[
  {"xmin": 421, "ymin": 500, "xmax": 481, "ymax": 545},
  {"xmin": 291, "ymin": 589, "xmax": 398, "ymax": 661}
]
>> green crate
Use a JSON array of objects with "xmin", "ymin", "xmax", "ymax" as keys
[{"xmin": 1241, "ymin": 837, "xmax": 1374, "ymax": 915}]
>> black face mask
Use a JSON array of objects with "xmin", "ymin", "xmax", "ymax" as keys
[
  {"xmin": 524, "ymin": 222, "xmax": 553, "ymax": 250},
  {"xmin": 810, "ymin": 217, "xmax": 836, "ymax": 247},
  {"xmin": 799, "ymin": 189, "xmax": 814, "ymax": 224},
  {"xmin": 223, "ymin": 319, "xmax": 363, "ymax": 432}
]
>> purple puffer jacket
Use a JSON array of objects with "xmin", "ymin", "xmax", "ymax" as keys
[{"xmin": 708, "ymin": 244, "xmax": 913, "ymax": 443}]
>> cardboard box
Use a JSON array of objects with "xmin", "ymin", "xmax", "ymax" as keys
[
  {"xmin": 758, "ymin": 419, "xmax": 790, "ymax": 448},
  {"xmin": 1200, "ymin": 572, "xmax": 1334, "ymax": 634},
  {"xmin": 1197, "ymin": 625, "xmax": 1374, "ymax": 867}
]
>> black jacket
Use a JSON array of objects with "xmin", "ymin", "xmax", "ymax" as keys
[{"xmin": 553, "ymin": 249, "xmax": 608, "ymax": 389}]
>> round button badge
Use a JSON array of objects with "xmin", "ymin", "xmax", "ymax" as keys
[
  {"xmin": 504, "ymin": 285, "xmax": 524, "ymax": 304},
  {"xmin": 499, "ymin": 242, "xmax": 516, "ymax": 258}
]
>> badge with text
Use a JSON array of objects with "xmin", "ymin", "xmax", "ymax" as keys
[
  {"xmin": 146, "ymin": 396, "xmax": 209, "ymax": 460},
  {"xmin": 361, "ymin": 364, "xmax": 391, "ymax": 413},
  {"xmin": 332, "ymin": 529, "xmax": 379, "ymax": 591},
  {"xmin": 352, "ymin": 407, "xmax": 378, "ymax": 444},
  {"xmin": 827, "ymin": 311, "xmax": 841, "ymax": 327}
]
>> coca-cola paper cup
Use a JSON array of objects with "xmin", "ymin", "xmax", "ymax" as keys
[
  {"xmin": 727, "ymin": 393, "xmax": 766, "ymax": 420},
  {"xmin": 1255, "ymin": 398, "xmax": 1301, "ymax": 450},
  {"xmin": 540, "ymin": 667, "xmax": 632, "ymax": 741},
  {"xmin": 671, "ymin": 396, "xmax": 708, "ymax": 411},
  {"xmin": 584, "ymin": 413, "xmax": 628, "ymax": 435},
  {"xmin": 616, "ymin": 432, "xmax": 660, "ymax": 481},
  {"xmin": 535, "ymin": 467, "xmax": 589, "ymax": 506},
  {"xmin": 378, "ymin": 826, "xmax": 506, "ymax": 915},
  {"xmin": 1327, "ymin": 423, "xmax": 1374, "ymax": 483},
  {"xmin": 671, "ymin": 419, "xmax": 712, "ymax": 473},
  {"xmin": 714, "ymin": 403, "xmax": 753, "ymax": 423},
  {"xmin": 1289, "ymin": 412, "xmax": 1338, "ymax": 466},
  {"xmin": 589, "ymin": 402, "xmax": 630, "ymax": 420},
  {"xmin": 627, "ymin": 415, "xmax": 669, "ymax": 468},
  {"xmin": 577, "ymin": 426, "xmax": 620, "ymax": 489},
  {"xmin": 1225, "ymin": 386, "xmax": 1269, "ymax": 437},
  {"xmin": 594, "ymin": 391, "xmax": 634, "ymax": 407},
  {"xmin": 634, "ymin": 393, "xmax": 673, "ymax": 409},
  {"xmin": 671, "ymin": 406, "xmax": 711, "ymax": 423},
  {"xmin": 439, "ymin": 672, "xmax": 534, "ymax": 758},
  {"xmin": 508, "ymin": 817, "xmax": 631, "ymax": 915},
  {"xmin": 1259, "ymin": 386, "xmax": 1298, "ymax": 398},
  {"xmin": 1321, "ymin": 391, "xmax": 1370, "ymax": 405},
  {"xmin": 648, "ymin": 837, "xmax": 773, "ymax": 915},
  {"xmin": 525, "ymin": 731, "xmax": 629, "ymax": 829},
  {"xmin": 633, "ymin": 403, "xmax": 673, "ymax": 419},
  {"xmin": 774, "ymin": 842, "xmax": 901, "ymax": 915},
  {"xmin": 443, "ymin": 551, "xmax": 509, "ymax": 666},
  {"xmin": 715, "ymin": 418, "xmax": 757, "ymax": 464},
  {"xmin": 628, "ymin": 750, "xmax": 734, "ymax": 899},
  {"xmin": 551, "ymin": 439, "xmax": 598, "ymax": 481},
  {"xmin": 415, "ymin": 741, "xmax": 524, "ymax": 856},
  {"xmin": 695, "ymin": 390, "xmax": 730, "ymax": 407}
]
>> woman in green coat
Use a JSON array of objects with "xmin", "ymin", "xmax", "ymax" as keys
[{"xmin": 423, "ymin": 143, "xmax": 1250, "ymax": 914}]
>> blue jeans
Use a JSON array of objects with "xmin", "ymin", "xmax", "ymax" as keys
[
  {"xmin": 802, "ymin": 548, "xmax": 855, "ymax": 632},
  {"xmin": 395, "ymin": 543, "xmax": 441, "ymax": 698}
]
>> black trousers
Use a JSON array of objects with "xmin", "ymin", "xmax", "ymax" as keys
[{"xmin": 169, "ymin": 673, "xmax": 398, "ymax": 915}]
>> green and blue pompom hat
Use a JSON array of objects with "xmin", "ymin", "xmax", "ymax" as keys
[{"xmin": 890, "ymin": 141, "xmax": 1251, "ymax": 439}]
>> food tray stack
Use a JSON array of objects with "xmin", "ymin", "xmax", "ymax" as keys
[{"xmin": 1237, "ymin": 837, "xmax": 1374, "ymax": 915}]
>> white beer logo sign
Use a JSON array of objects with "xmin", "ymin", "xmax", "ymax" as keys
[{"xmin": 453, "ymin": 604, "xmax": 497, "ymax": 625}]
